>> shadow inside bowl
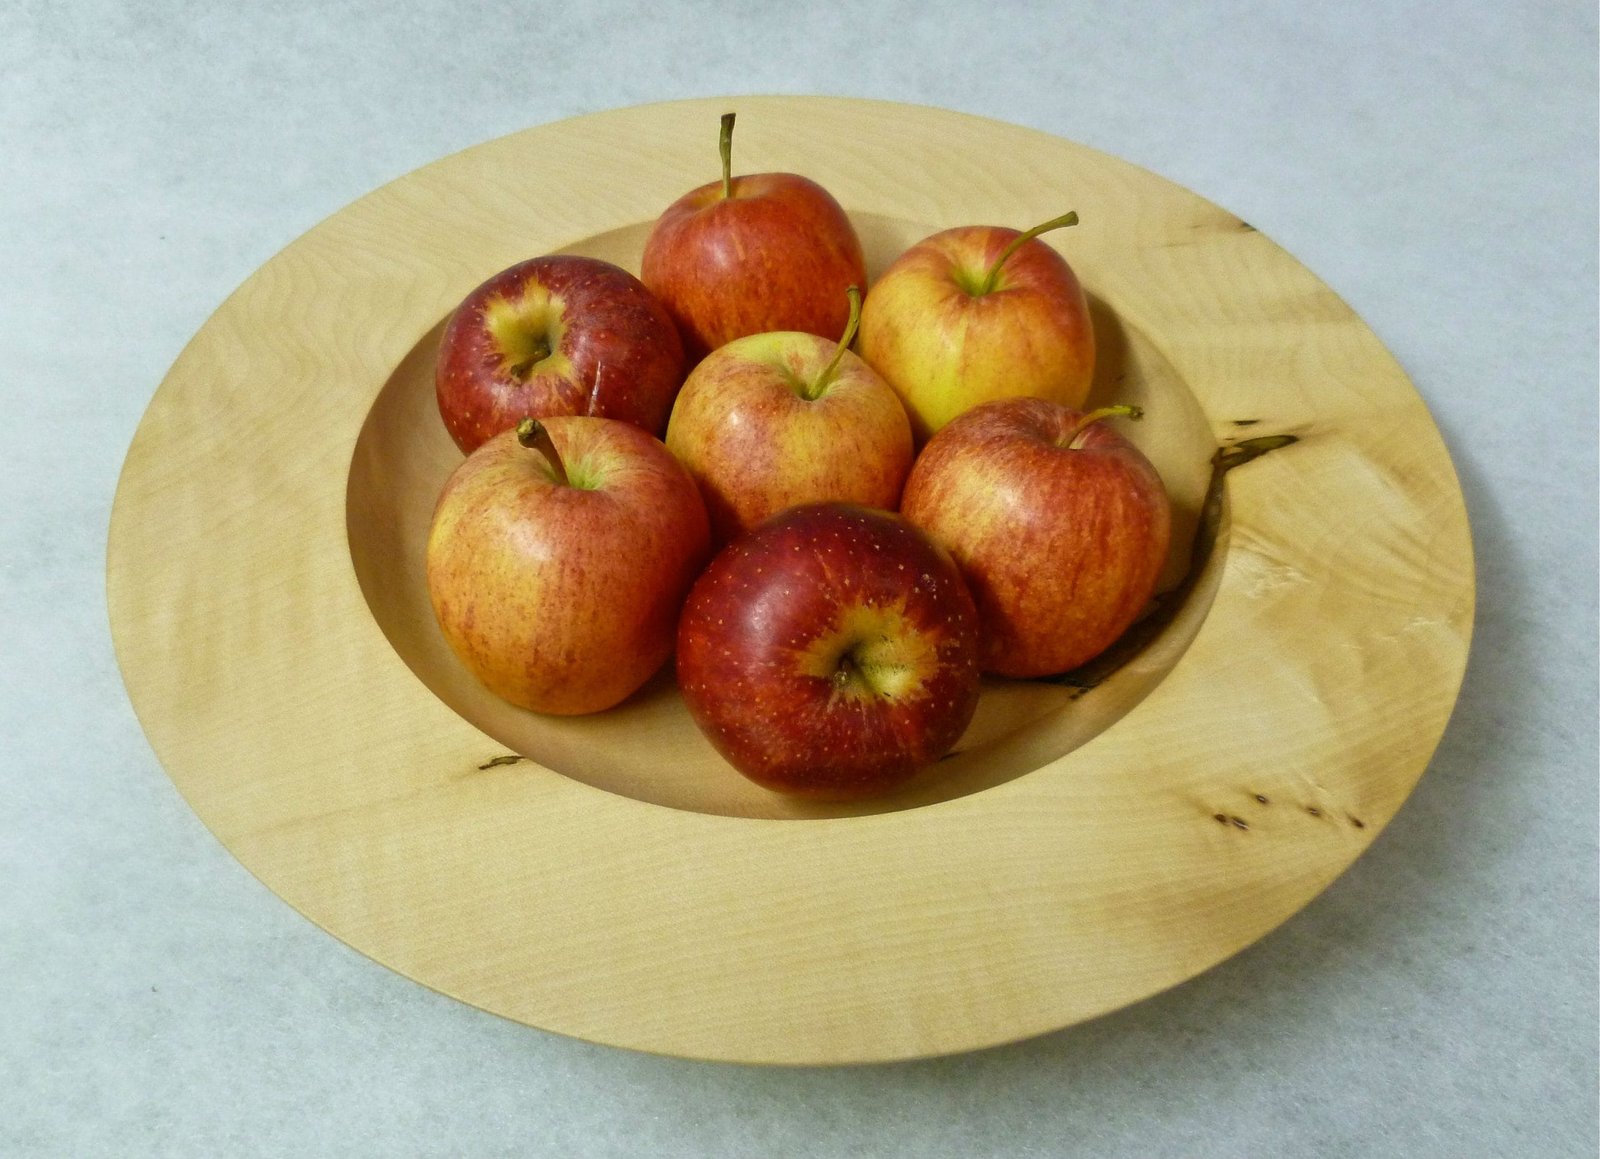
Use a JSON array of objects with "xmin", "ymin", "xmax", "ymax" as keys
[{"xmin": 345, "ymin": 212, "xmax": 1225, "ymax": 819}]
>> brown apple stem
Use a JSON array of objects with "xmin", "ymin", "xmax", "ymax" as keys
[
  {"xmin": 1062, "ymin": 404, "xmax": 1143, "ymax": 448},
  {"xmin": 719, "ymin": 111, "xmax": 736, "ymax": 200},
  {"xmin": 806, "ymin": 285, "xmax": 862, "ymax": 399},
  {"xmin": 516, "ymin": 417, "xmax": 570, "ymax": 486},
  {"xmin": 976, "ymin": 211, "xmax": 1080, "ymax": 296},
  {"xmin": 508, "ymin": 337, "xmax": 551, "ymax": 379}
]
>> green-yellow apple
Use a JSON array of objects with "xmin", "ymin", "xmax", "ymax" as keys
[
  {"xmin": 641, "ymin": 112, "xmax": 867, "ymax": 363},
  {"xmin": 426, "ymin": 416, "xmax": 710, "ymax": 714},
  {"xmin": 435, "ymin": 254, "xmax": 685, "ymax": 454},
  {"xmin": 676, "ymin": 503, "xmax": 982, "ymax": 800},
  {"xmin": 664, "ymin": 286, "xmax": 913, "ymax": 545},
  {"xmin": 858, "ymin": 213, "xmax": 1094, "ymax": 442},
  {"xmin": 899, "ymin": 398, "xmax": 1170, "ymax": 678}
]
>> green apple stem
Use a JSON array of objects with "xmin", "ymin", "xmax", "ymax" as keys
[
  {"xmin": 1062, "ymin": 404, "xmax": 1143, "ymax": 448},
  {"xmin": 516, "ymin": 417, "xmax": 570, "ymax": 486},
  {"xmin": 806, "ymin": 285, "xmax": 862, "ymax": 400},
  {"xmin": 976, "ymin": 211, "xmax": 1079, "ymax": 296},
  {"xmin": 719, "ymin": 111, "xmax": 736, "ymax": 200}
]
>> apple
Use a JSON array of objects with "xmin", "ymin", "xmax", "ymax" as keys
[
  {"xmin": 435, "ymin": 254, "xmax": 686, "ymax": 454},
  {"xmin": 663, "ymin": 286, "xmax": 913, "ymax": 545},
  {"xmin": 857, "ymin": 213, "xmax": 1095, "ymax": 442},
  {"xmin": 641, "ymin": 112, "xmax": 868, "ymax": 363},
  {"xmin": 426, "ymin": 415, "xmax": 710, "ymax": 715},
  {"xmin": 898, "ymin": 398, "xmax": 1171, "ymax": 678},
  {"xmin": 676, "ymin": 502, "xmax": 982, "ymax": 799}
]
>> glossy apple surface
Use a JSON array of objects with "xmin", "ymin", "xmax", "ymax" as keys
[
  {"xmin": 676, "ymin": 503, "xmax": 982, "ymax": 800},
  {"xmin": 899, "ymin": 398, "xmax": 1171, "ymax": 678},
  {"xmin": 426, "ymin": 416, "xmax": 710, "ymax": 715},
  {"xmin": 641, "ymin": 113, "xmax": 866, "ymax": 362},
  {"xmin": 858, "ymin": 214, "xmax": 1094, "ymax": 442},
  {"xmin": 664, "ymin": 288, "xmax": 913, "ymax": 545},
  {"xmin": 435, "ymin": 254, "xmax": 685, "ymax": 454}
]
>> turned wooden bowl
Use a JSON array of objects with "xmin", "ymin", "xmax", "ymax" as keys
[{"xmin": 107, "ymin": 96, "xmax": 1474, "ymax": 1064}]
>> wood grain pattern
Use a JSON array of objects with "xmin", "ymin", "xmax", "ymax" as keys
[{"xmin": 107, "ymin": 96, "xmax": 1474, "ymax": 1064}]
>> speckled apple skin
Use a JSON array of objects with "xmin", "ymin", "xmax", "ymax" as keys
[
  {"xmin": 857, "ymin": 225, "xmax": 1094, "ymax": 442},
  {"xmin": 664, "ymin": 330, "xmax": 914, "ymax": 545},
  {"xmin": 900, "ymin": 398, "xmax": 1171, "ymax": 679},
  {"xmin": 426, "ymin": 416, "xmax": 710, "ymax": 715},
  {"xmin": 641, "ymin": 173, "xmax": 867, "ymax": 363},
  {"xmin": 675, "ymin": 503, "xmax": 982, "ymax": 799},
  {"xmin": 435, "ymin": 254, "xmax": 686, "ymax": 454}
]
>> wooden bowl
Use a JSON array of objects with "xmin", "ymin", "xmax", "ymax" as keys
[{"xmin": 107, "ymin": 96, "xmax": 1474, "ymax": 1064}]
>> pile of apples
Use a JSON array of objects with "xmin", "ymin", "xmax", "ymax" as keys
[{"xmin": 426, "ymin": 113, "xmax": 1172, "ymax": 802}]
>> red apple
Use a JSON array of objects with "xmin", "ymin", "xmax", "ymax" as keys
[
  {"xmin": 664, "ymin": 286, "xmax": 913, "ymax": 545},
  {"xmin": 899, "ymin": 398, "xmax": 1171, "ymax": 678},
  {"xmin": 641, "ymin": 112, "xmax": 867, "ymax": 363},
  {"xmin": 858, "ymin": 213, "xmax": 1094, "ymax": 442},
  {"xmin": 435, "ymin": 254, "xmax": 685, "ymax": 454},
  {"xmin": 426, "ymin": 416, "xmax": 710, "ymax": 714},
  {"xmin": 676, "ymin": 503, "xmax": 982, "ymax": 799}
]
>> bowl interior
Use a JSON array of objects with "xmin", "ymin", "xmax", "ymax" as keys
[{"xmin": 345, "ymin": 212, "xmax": 1224, "ymax": 819}]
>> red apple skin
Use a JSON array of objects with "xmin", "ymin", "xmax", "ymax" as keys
[
  {"xmin": 664, "ymin": 330, "xmax": 913, "ymax": 545},
  {"xmin": 435, "ymin": 254, "xmax": 686, "ymax": 454},
  {"xmin": 899, "ymin": 398, "xmax": 1171, "ymax": 678},
  {"xmin": 641, "ymin": 173, "xmax": 867, "ymax": 363},
  {"xmin": 858, "ymin": 225, "xmax": 1094, "ymax": 442},
  {"xmin": 426, "ymin": 416, "xmax": 710, "ymax": 715},
  {"xmin": 676, "ymin": 503, "xmax": 982, "ymax": 800}
]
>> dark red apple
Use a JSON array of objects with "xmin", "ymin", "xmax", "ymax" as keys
[
  {"xmin": 426, "ymin": 415, "xmax": 710, "ymax": 715},
  {"xmin": 676, "ymin": 503, "xmax": 982, "ymax": 799},
  {"xmin": 435, "ymin": 254, "xmax": 685, "ymax": 454},
  {"xmin": 641, "ymin": 112, "xmax": 867, "ymax": 362},
  {"xmin": 899, "ymin": 398, "xmax": 1171, "ymax": 678}
]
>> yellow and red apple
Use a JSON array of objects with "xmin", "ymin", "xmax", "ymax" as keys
[
  {"xmin": 899, "ymin": 398, "xmax": 1170, "ymax": 678},
  {"xmin": 642, "ymin": 113, "xmax": 867, "ymax": 363},
  {"xmin": 858, "ymin": 213, "xmax": 1094, "ymax": 442},
  {"xmin": 426, "ymin": 416, "xmax": 710, "ymax": 715},
  {"xmin": 664, "ymin": 287, "xmax": 913, "ymax": 545}
]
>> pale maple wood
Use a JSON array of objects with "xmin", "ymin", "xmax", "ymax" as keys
[{"xmin": 108, "ymin": 96, "xmax": 1474, "ymax": 1064}]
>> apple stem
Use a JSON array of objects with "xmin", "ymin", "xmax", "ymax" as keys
[
  {"xmin": 1062, "ymin": 404, "xmax": 1143, "ymax": 448},
  {"xmin": 806, "ymin": 285, "xmax": 862, "ymax": 400},
  {"xmin": 719, "ymin": 111, "xmax": 735, "ymax": 200},
  {"xmin": 976, "ymin": 211, "xmax": 1079, "ymax": 296},
  {"xmin": 516, "ymin": 417, "xmax": 570, "ymax": 486},
  {"xmin": 509, "ymin": 337, "xmax": 551, "ymax": 380}
]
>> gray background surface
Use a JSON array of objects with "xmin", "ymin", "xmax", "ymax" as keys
[{"xmin": 3, "ymin": 2, "xmax": 1596, "ymax": 1156}]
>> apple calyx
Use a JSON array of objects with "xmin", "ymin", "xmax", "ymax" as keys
[
  {"xmin": 719, "ymin": 111, "xmax": 736, "ymax": 200},
  {"xmin": 970, "ymin": 211, "xmax": 1080, "ymax": 297},
  {"xmin": 807, "ymin": 604, "xmax": 933, "ymax": 702},
  {"xmin": 830, "ymin": 644, "xmax": 916, "ymax": 701},
  {"xmin": 1060, "ymin": 404, "xmax": 1143, "ymax": 449},
  {"xmin": 803, "ymin": 285, "xmax": 862, "ymax": 400},
  {"xmin": 515, "ymin": 417, "xmax": 571, "ymax": 486}
]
